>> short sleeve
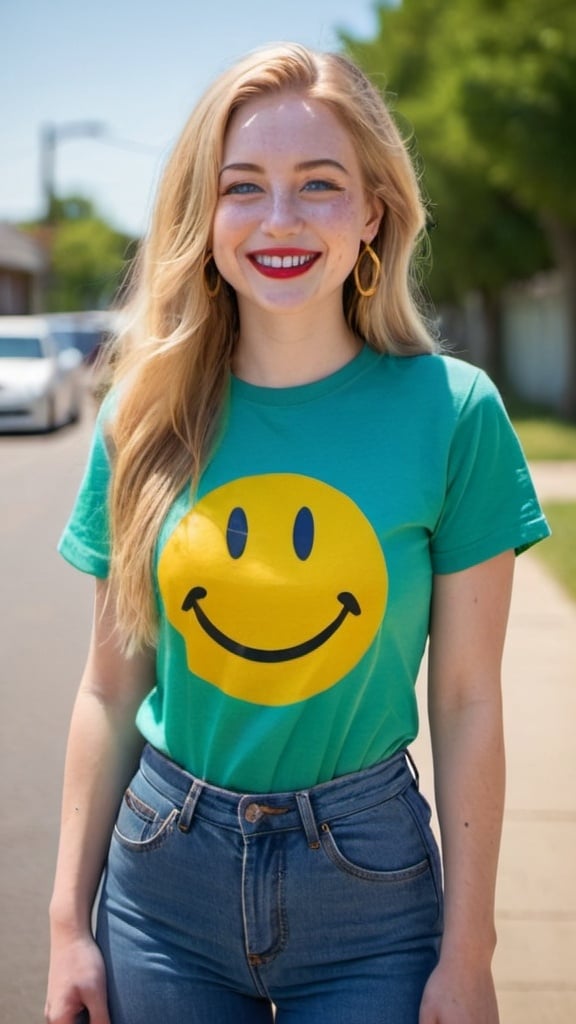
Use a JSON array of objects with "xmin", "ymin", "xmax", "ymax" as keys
[
  {"xmin": 431, "ymin": 369, "xmax": 550, "ymax": 574},
  {"xmin": 58, "ymin": 397, "xmax": 113, "ymax": 577}
]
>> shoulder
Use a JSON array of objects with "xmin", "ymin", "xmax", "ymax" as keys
[
  {"xmin": 92, "ymin": 386, "xmax": 121, "ymax": 460},
  {"xmin": 373, "ymin": 351, "xmax": 496, "ymax": 417},
  {"xmin": 385, "ymin": 351, "xmax": 485, "ymax": 388}
]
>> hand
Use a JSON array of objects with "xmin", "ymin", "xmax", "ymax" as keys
[
  {"xmin": 45, "ymin": 932, "xmax": 110, "ymax": 1024},
  {"xmin": 419, "ymin": 958, "xmax": 500, "ymax": 1024}
]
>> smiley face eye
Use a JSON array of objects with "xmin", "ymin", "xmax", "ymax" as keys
[
  {"xmin": 226, "ymin": 507, "xmax": 248, "ymax": 558},
  {"xmin": 293, "ymin": 506, "xmax": 314, "ymax": 560}
]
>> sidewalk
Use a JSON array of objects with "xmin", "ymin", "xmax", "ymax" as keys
[
  {"xmin": 412, "ymin": 460, "xmax": 576, "ymax": 1023},
  {"xmin": 528, "ymin": 459, "xmax": 576, "ymax": 501}
]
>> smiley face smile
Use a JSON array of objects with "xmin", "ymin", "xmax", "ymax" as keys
[{"xmin": 182, "ymin": 586, "xmax": 361, "ymax": 663}]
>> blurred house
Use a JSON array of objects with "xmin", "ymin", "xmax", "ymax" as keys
[
  {"xmin": 501, "ymin": 272, "xmax": 569, "ymax": 410},
  {"xmin": 441, "ymin": 270, "xmax": 571, "ymax": 413},
  {"xmin": 0, "ymin": 223, "xmax": 47, "ymax": 315}
]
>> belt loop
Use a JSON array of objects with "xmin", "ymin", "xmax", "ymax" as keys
[
  {"xmin": 405, "ymin": 749, "xmax": 420, "ymax": 789},
  {"xmin": 178, "ymin": 780, "xmax": 203, "ymax": 832},
  {"xmin": 295, "ymin": 791, "xmax": 321, "ymax": 850}
]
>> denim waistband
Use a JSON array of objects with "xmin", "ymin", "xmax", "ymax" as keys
[{"xmin": 139, "ymin": 744, "xmax": 417, "ymax": 843}]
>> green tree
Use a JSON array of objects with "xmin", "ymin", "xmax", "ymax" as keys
[
  {"xmin": 47, "ymin": 216, "xmax": 132, "ymax": 311},
  {"xmin": 445, "ymin": 0, "xmax": 576, "ymax": 416},
  {"xmin": 23, "ymin": 195, "xmax": 135, "ymax": 311},
  {"xmin": 342, "ymin": 0, "xmax": 576, "ymax": 413}
]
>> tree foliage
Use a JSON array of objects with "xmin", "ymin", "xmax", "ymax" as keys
[
  {"xmin": 341, "ymin": 0, "xmax": 576, "ymax": 415},
  {"xmin": 446, "ymin": 0, "xmax": 576, "ymax": 221},
  {"xmin": 24, "ymin": 195, "xmax": 135, "ymax": 312},
  {"xmin": 47, "ymin": 216, "xmax": 131, "ymax": 311},
  {"xmin": 342, "ymin": 0, "xmax": 551, "ymax": 302}
]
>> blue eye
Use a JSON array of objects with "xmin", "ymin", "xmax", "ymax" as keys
[
  {"xmin": 303, "ymin": 179, "xmax": 340, "ymax": 192},
  {"xmin": 225, "ymin": 182, "xmax": 262, "ymax": 194},
  {"xmin": 226, "ymin": 507, "xmax": 248, "ymax": 558},
  {"xmin": 293, "ymin": 507, "xmax": 314, "ymax": 560}
]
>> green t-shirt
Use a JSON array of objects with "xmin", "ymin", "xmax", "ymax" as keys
[{"xmin": 59, "ymin": 348, "xmax": 549, "ymax": 792}]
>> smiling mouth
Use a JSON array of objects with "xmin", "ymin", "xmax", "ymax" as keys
[
  {"xmin": 249, "ymin": 251, "xmax": 320, "ymax": 279},
  {"xmin": 181, "ymin": 587, "xmax": 361, "ymax": 663}
]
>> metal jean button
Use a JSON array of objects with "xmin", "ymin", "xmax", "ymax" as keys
[
  {"xmin": 244, "ymin": 803, "xmax": 263, "ymax": 823},
  {"xmin": 244, "ymin": 802, "xmax": 290, "ymax": 823}
]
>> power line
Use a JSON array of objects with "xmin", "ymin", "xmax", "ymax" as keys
[{"xmin": 98, "ymin": 135, "xmax": 164, "ymax": 155}]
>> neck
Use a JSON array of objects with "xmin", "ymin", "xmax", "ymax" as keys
[{"xmin": 232, "ymin": 304, "xmax": 362, "ymax": 388}]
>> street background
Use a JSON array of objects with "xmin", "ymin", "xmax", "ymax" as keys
[
  {"xmin": 1, "ymin": 398, "xmax": 575, "ymax": 1023},
  {"xmin": 2, "ymin": 0, "xmax": 575, "ymax": 1019}
]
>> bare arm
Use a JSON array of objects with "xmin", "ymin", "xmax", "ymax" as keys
[
  {"xmin": 46, "ymin": 578, "xmax": 155, "ymax": 1024},
  {"xmin": 419, "ymin": 550, "xmax": 514, "ymax": 1024}
]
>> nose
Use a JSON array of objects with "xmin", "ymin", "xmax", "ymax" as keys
[{"xmin": 262, "ymin": 188, "xmax": 303, "ymax": 237}]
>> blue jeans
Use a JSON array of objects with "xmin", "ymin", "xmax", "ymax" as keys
[{"xmin": 96, "ymin": 745, "xmax": 443, "ymax": 1023}]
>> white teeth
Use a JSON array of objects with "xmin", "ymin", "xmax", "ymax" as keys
[{"xmin": 254, "ymin": 253, "xmax": 314, "ymax": 269}]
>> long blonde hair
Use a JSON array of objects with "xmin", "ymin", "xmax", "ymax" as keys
[{"xmin": 107, "ymin": 42, "xmax": 437, "ymax": 650}]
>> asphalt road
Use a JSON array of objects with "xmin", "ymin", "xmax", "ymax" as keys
[{"xmin": 1, "ymin": 400, "xmax": 97, "ymax": 1023}]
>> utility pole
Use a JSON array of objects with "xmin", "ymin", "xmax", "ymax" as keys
[{"xmin": 40, "ymin": 121, "xmax": 107, "ymax": 223}]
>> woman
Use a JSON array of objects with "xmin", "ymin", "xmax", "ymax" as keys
[{"xmin": 46, "ymin": 43, "xmax": 549, "ymax": 1024}]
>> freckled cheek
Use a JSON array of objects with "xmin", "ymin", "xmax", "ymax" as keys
[
  {"xmin": 317, "ymin": 198, "xmax": 366, "ymax": 239},
  {"xmin": 310, "ymin": 198, "xmax": 364, "ymax": 231},
  {"xmin": 212, "ymin": 206, "xmax": 257, "ymax": 247}
]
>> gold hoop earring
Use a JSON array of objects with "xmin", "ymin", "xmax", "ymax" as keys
[
  {"xmin": 353, "ymin": 243, "xmax": 381, "ymax": 298},
  {"xmin": 203, "ymin": 252, "xmax": 221, "ymax": 299}
]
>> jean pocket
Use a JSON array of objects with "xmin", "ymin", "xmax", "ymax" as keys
[
  {"xmin": 113, "ymin": 777, "xmax": 179, "ymax": 853},
  {"xmin": 318, "ymin": 789, "xmax": 432, "ymax": 884}
]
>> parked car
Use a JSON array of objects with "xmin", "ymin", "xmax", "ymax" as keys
[
  {"xmin": 0, "ymin": 315, "xmax": 84, "ymax": 432},
  {"xmin": 46, "ymin": 310, "xmax": 115, "ymax": 366}
]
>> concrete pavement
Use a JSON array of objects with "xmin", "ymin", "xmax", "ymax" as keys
[
  {"xmin": 529, "ymin": 459, "xmax": 576, "ymax": 501},
  {"xmin": 413, "ymin": 460, "xmax": 576, "ymax": 1023}
]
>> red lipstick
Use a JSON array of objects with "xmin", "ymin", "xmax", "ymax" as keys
[{"xmin": 248, "ymin": 249, "xmax": 320, "ymax": 279}]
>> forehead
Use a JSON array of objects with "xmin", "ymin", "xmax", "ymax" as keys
[{"xmin": 222, "ymin": 91, "xmax": 357, "ymax": 163}]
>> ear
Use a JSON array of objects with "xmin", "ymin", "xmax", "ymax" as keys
[{"xmin": 361, "ymin": 195, "xmax": 384, "ymax": 244}]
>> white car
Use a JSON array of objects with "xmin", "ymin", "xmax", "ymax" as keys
[{"xmin": 0, "ymin": 315, "xmax": 84, "ymax": 432}]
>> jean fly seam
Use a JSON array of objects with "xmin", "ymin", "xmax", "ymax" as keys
[{"xmin": 242, "ymin": 836, "xmax": 288, "ymax": 984}]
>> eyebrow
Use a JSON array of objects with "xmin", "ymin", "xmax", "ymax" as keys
[{"xmin": 219, "ymin": 158, "xmax": 350, "ymax": 177}]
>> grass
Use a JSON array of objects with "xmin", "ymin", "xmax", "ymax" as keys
[
  {"xmin": 505, "ymin": 397, "xmax": 576, "ymax": 460},
  {"xmin": 511, "ymin": 415, "xmax": 576, "ymax": 461},
  {"xmin": 533, "ymin": 502, "xmax": 576, "ymax": 602}
]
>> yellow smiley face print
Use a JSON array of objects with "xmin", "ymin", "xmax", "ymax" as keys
[{"xmin": 158, "ymin": 474, "xmax": 388, "ymax": 706}]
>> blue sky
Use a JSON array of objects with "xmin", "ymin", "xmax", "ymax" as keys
[{"xmin": 0, "ymin": 0, "xmax": 378, "ymax": 236}]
